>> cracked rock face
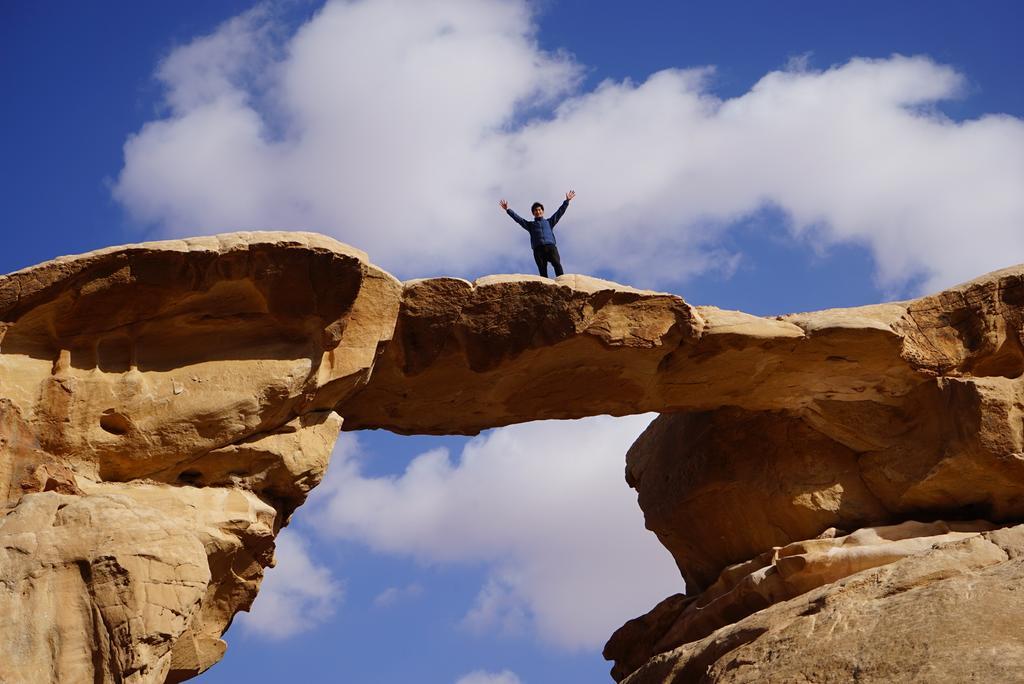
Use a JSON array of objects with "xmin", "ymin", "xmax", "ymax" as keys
[
  {"xmin": 616, "ymin": 523, "xmax": 1024, "ymax": 683},
  {"xmin": 0, "ymin": 233, "xmax": 401, "ymax": 682},
  {"xmin": 5, "ymin": 231, "xmax": 1024, "ymax": 683},
  {"xmin": 606, "ymin": 267, "xmax": 1024, "ymax": 681},
  {"xmin": 339, "ymin": 284, "xmax": 930, "ymax": 434}
]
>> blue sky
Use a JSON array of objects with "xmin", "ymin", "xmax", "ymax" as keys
[{"xmin": 3, "ymin": 1, "xmax": 1023, "ymax": 682}]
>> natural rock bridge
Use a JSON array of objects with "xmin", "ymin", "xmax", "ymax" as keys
[{"xmin": 3, "ymin": 232, "xmax": 1024, "ymax": 682}]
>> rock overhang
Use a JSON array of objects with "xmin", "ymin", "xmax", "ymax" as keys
[{"xmin": 5, "ymin": 230, "xmax": 1024, "ymax": 682}]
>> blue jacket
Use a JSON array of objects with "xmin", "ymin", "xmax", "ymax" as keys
[{"xmin": 507, "ymin": 200, "xmax": 569, "ymax": 248}]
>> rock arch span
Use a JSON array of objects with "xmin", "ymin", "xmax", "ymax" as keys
[{"xmin": 3, "ymin": 232, "xmax": 1024, "ymax": 682}]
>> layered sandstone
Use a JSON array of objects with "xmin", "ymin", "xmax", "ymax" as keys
[
  {"xmin": 338, "ymin": 281, "xmax": 929, "ymax": 434},
  {"xmin": 0, "ymin": 233, "xmax": 401, "ymax": 682},
  {"xmin": 615, "ymin": 522, "xmax": 1024, "ymax": 683},
  {"xmin": 604, "ymin": 520, "xmax": 1014, "ymax": 681},
  {"xmin": 5, "ymin": 231, "xmax": 1024, "ymax": 683},
  {"xmin": 605, "ymin": 266, "xmax": 1024, "ymax": 682}
]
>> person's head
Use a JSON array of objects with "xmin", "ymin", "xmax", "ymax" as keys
[{"xmin": 531, "ymin": 202, "xmax": 544, "ymax": 218}]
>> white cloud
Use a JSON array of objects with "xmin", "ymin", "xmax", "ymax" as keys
[
  {"xmin": 373, "ymin": 582, "xmax": 423, "ymax": 608},
  {"xmin": 156, "ymin": 5, "xmax": 277, "ymax": 114},
  {"xmin": 115, "ymin": 0, "xmax": 579, "ymax": 278},
  {"xmin": 461, "ymin": 574, "xmax": 528, "ymax": 637},
  {"xmin": 503, "ymin": 55, "xmax": 1024, "ymax": 292},
  {"xmin": 307, "ymin": 416, "xmax": 682, "ymax": 650},
  {"xmin": 237, "ymin": 529, "xmax": 342, "ymax": 639},
  {"xmin": 115, "ymin": 0, "xmax": 1024, "ymax": 294},
  {"xmin": 455, "ymin": 670, "xmax": 523, "ymax": 684}
]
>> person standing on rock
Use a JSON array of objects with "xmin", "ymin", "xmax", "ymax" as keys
[{"xmin": 500, "ymin": 191, "xmax": 576, "ymax": 278}]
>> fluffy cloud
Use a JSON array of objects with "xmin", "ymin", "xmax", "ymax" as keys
[
  {"xmin": 115, "ymin": 0, "xmax": 578, "ymax": 278},
  {"xmin": 115, "ymin": 0, "xmax": 1024, "ymax": 293},
  {"xmin": 454, "ymin": 670, "xmax": 523, "ymax": 684},
  {"xmin": 455, "ymin": 670, "xmax": 523, "ymax": 684},
  {"xmin": 507, "ymin": 56, "xmax": 1024, "ymax": 291},
  {"xmin": 307, "ymin": 416, "xmax": 682, "ymax": 650},
  {"xmin": 373, "ymin": 582, "xmax": 423, "ymax": 608},
  {"xmin": 236, "ymin": 529, "xmax": 342, "ymax": 639}
]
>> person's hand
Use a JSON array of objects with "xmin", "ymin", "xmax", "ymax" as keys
[
  {"xmin": 565, "ymin": 190, "xmax": 576, "ymax": 201},
  {"xmin": 499, "ymin": 199, "xmax": 509, "ymax": 210}
]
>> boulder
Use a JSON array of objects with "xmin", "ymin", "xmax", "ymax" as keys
[{"xmin": 618, "ymin": 525, "xmax": 1024, "ymax": 684}]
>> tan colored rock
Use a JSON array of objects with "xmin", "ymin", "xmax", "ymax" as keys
[
  {"xmin": 895, "ymin": 264, "xmax": 1024, "ymax": 376},
  {"xmin": 0, "ymin": 483, "xmax": 276, "ymax": 683},
  {"xmin": 610, "ymin": 267, "xmax": 1024, "ymax": 682},
  {"xmin": 625, "ymin": 375, "xmax": 1024, "ymax": 595},
  {"xmin": 605, "ymin": 520, "xmax": 998, "ymax": 681},
  {"xmin": 7, "ymin": 232, "xmax": 1024, "ymax": 684},
  {"xmin": 625, "ymin": 408, "xmax": 890, "ymax": 591},
  {"xmin": 339, "ymin": 277, "xmax": 930, "ymax": 434},
  {"xmin": 1, "ymin": 491, "xmax": 210, "ymax": 683},
  {"xmin": 342, "ymin": 264, "xmax": 1024, "ymax": 436},
  {"xmin": 339, "ymin": 274, "xmax": 700, "ymax": 434},
  {"xmin": 0, "ymin": 231, "xmax": 401, "ymax": 500},
  {"xmin": 0, "ymin": 232, "xmax": 401, "ymax": 682},
  {"xmin": 619, "ymin": 524, "xmax": 1024, "ymax": 684}
]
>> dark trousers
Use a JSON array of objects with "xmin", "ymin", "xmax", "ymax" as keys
[{"xmin": 533, "ymin": 244, "xmax": 564, "ymax": 278}]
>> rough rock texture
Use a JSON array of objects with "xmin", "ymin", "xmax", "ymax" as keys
[
  {"xmin": 604, "ymin": 520, "xmax": 1004, "ymax": 681},
  {"xmin": 338, "ymin": 274, "xmax": 702, "ymax": 434},
  {"xmin": 618, "ymin": 523, "xmax": 1024, "ymax": 684},
  {"xmin": 341, "ymin": 263, "xmax": 1024, "ymax": 437},
  {"xmin": 1, "ymin": 484, "xmax": 274, "ymax": 683},
  {"xmin": 0, "ymin": 233, "xmax": 401, "ymax": 682},
  {"xmin": 6, "ymin": 232, "xmax": 1024, "ymax": 683},
  {"xmin": 623, "ymin": 378, "xmax": 1024, "ymax": 594},
  {"xmin": 339, "ymin": 282, "xmax": 930, "ymax": 434},
  {"xmin": 606, "ymin": 267, "xmax": 1024, "ymax": 681}
]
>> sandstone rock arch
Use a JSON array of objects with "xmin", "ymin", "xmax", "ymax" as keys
[{"xmin": 3, "ymin": 232, "xmax": 1024, "ymax": 682}]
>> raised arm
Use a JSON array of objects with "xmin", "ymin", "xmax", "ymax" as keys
[
  {"xmin": 500, "ymin": 199, "xmax": 530, "ymax": 229},
  {"xmin": 549, "ymin": 190, "xmax": 575, "ymax": 228}
]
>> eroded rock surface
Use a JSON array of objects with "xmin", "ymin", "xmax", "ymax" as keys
[
  {"xmin": 607, "ymin": 266, "xmax": 1024, "ymax": 681},
  {"xmin": 604, "ymin": 520, "xmax": 1007, "ymax": 681},
  {"xmin": 617, "ymin": 524, "xmax": 1024, "ymax": 684},
  {"xmin": 0, "ymin": 232, "xmax": 401, "ymax": 682},
  {"xmin": 339, "ymin": 283, "xmax": 932, "ymax": 434},
  {"xmin": 5, "ymin": 232, "xmax": 1024, "ymax": 683}
]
